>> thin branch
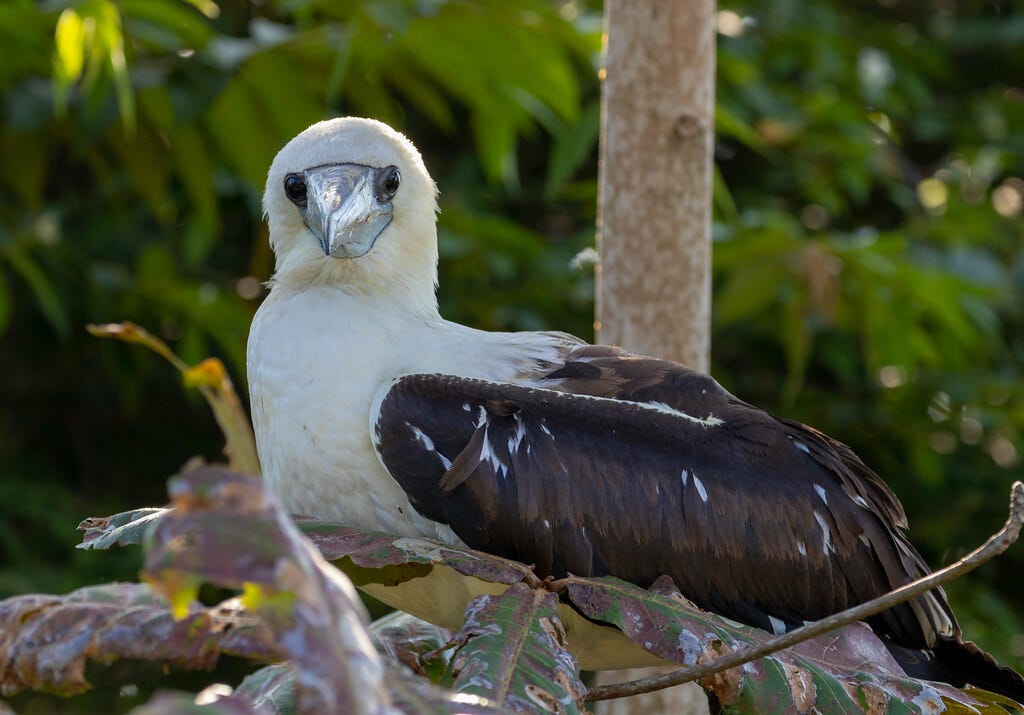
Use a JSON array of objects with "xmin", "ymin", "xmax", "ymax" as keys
[{"xmin": 586, "ymin": 480, "xmax": 1024, "ymax": 702}]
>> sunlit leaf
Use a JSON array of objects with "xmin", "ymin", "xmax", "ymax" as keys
[
  {"xmin": 54, "ymin": 9, "xmax": 86, "ymax": 82},
  {"xmin": 181, "ymin": 0, "xmax": 220, "ymax": 21}
]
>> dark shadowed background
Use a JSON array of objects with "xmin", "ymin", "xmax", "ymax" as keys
[{"xmin": 1, "ymin": 0, "xmax": 1022, "ymax": 708}]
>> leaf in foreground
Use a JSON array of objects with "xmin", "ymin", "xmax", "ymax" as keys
[
  {"xmin": 370, "ymin": 611, "xmax": 454, "ymax": 682},
  {"xmin": 565, "ymin": 574, "xmax": 1021, "ymax": 713},
  {"xmin": 77, "ymin": 507, "xmax": 167, "ymax": 550},
  {"xmin": 142, "ymin": 465, "xmax": 391, "ymax": 715},
  {"xmin": 0, "ymin": 583, "xmax": 278, "ymax": 697},
  {"xmin": 76, "ymin": 473, "xmax": 1024, "ymax": 712},
  {"xmin": 447, "ymin": 583, "xmax": 587, "ymax": 714}
]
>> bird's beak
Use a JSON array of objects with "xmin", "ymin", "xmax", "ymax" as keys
[{"xmin": 300, "ymin": 164, "xmax": 393, "ymax": 259}]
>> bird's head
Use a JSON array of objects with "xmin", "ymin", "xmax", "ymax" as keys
[{"xmin": 264, "ymin": 117, "xmax": 439, "ymax": 313}]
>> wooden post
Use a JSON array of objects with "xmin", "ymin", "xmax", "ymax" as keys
[
  {"xmin": 596, "ymin": 0, "xmax": 715, "ymax": 372},
  {"xmin": 593, "ymin": 1, "xmax": 716, "ymax": 713}
]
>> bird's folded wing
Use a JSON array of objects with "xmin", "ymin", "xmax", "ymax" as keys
[{"xmin": 370, "ymin": 363, "xmax": 955, "ymax": 649}]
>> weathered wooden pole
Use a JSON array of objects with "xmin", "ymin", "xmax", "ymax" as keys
[
  {"xmin": 593, "ymin": 1, "xmax": 716, "ymax": 713},
  {"xmin": 596, "ymin": 0, "xmax": 715, "ymax": 372}
]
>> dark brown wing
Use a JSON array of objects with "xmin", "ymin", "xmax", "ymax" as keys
[{"xmin": 371, "ymin": 350, "xmax": 956, "ymax": 653}]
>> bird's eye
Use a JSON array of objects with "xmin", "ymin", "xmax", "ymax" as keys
[
  {"xmin": 376, "ymin": 166, "xmax": 401, "ymax": 202},
  {"xmin": 283, "ymin": 174, "xmax": 307, "ymax": 207}
]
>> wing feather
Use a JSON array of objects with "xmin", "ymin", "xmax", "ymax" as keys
[{"xmin": 372, "ymin": 351, "xmax": 956, "ymax": 652}]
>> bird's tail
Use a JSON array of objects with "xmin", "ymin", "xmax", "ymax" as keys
[{"xmin": 889, "ymin": 636, "xmax": 1024, "ymax": 705}]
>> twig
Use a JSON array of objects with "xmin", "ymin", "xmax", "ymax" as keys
[{"xmin": 586, "ymin": 481, "xmax": 1024, "ymax": 702}]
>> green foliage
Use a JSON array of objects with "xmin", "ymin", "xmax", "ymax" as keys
[{"xmin": 0, "ymin": 0, "xmax": 1022, "ymax": 701}]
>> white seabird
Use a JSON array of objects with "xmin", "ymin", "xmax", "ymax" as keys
[{"xmin": 246, "ymin": 117, "xmax": 1024, "ymax": 697}]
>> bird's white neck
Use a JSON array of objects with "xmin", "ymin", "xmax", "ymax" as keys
[{"xmin": 268, "ymin": 232, "xmax": 441, "ymax": 320}]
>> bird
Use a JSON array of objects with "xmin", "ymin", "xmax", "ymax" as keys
[{"xmin": 247, "ymin": 116, "xmax": 1024, "ymax": 700}]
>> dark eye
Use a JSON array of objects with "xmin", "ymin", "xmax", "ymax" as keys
[
  {"xmin": 376, "ymin": 166, "xmax": 400, "ymax": 202},
  {"xmin": 283, "ymin": 174, "xmax": 307, "ymax": 207}
]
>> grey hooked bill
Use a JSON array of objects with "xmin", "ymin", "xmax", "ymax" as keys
[{"xmin": 300, "ymin": 163, "xmax": 393, "ymax": 258}]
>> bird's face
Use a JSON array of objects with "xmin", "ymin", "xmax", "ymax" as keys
[
  {"xmin": 264, "ymin": 118, "xmax": 439, "ymax": 309},
  {"xmin": 284, "ymin": 161, "xmax": 400, "ymax": 260}
]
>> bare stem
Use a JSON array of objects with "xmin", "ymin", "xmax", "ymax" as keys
[{"xmin": 586, "ymin": 481, "xmax": 1024, "ymax": 702}]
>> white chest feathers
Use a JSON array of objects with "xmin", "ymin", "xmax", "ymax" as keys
[{"xmin": 246, "ymin": 284, "xmax": 571, "ymax": 540}]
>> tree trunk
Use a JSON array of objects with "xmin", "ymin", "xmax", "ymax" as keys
[
  {"xmin": 596, "ymin": 0, "xmax": 715, "ymax": 370},
  {"xmin": 593, "ymin": 1, "xmax": 716, "ymax": 713}
]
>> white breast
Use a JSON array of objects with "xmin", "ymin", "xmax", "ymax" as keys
[{"xmin": 246, "ymin": 284, "xmax": 572, "ymax": 541}]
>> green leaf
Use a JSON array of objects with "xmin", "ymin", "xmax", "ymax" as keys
[
  {"xmin": 93, "ymin": 1, "xmax": 135, "ymax": 130},
  {"xmin": 544, "ymin": 100, "xmax": 600, "ymax": 201},
  {"xmin": 716, "ymin": 102, "xmax": 768, "ymax": 154},
  {"xmin": 119, "ymin": 0, "xmax": 215, "ymax": 49},
  {"xmin": 713, "ymin": 164, "xmax": 740, "ymax": 225},
  {"xmin": 0, "ymin": 268, "xmax": 10, "ymax": 336},
  {"xmin": 448, "ymin": 583, "xmax": 586, "ymax": 714},
  {"xmin": 370, "ymin": 611, "xmax": 454, "ymax": 683},
  {"xmin": 170, "ymin": 124, "xmax": 219, "ymax": 266},
  {"xmin": 4, "ymin": 246, "xmax": 68, "ymax": 338},
  {"xmin": 562, "ymin": 574, "xmax": 1017, "ymax": 712},
  {"xmin": 714, "ymin": 259, "xmax": 787, "ymax": 325},
  {"xmin": 53, "ymin": 8, "xmax": 86, "ymax": 82}
]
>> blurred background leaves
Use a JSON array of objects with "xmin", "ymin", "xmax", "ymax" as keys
[{"xmin": 0, "ymin": 0, "xmax": 1022, "ymax": 705}]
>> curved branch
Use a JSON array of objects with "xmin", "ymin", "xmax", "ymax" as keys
[{"xmin": 587, "ymin": 480, "xmax": 1024, "ymax": 702}]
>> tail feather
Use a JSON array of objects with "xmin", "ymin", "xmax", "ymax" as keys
[{"xmin": 887, "ymin": 636, "xmax": 1024, "ymax": 705}]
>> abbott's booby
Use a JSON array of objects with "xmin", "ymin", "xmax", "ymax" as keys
[{"xmin": 247, "ymin": 117, "xmax": 1024, "ymax": 699}]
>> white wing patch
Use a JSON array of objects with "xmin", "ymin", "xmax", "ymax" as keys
[
  {"xmin": 692, "ymin": 473, "xmax": 708, "ymax": 503},
  {"xmin": 406, "ymin": 421, "xmax": 452, "ymax": 470},
  {"xmin": 508, "ymin": 413, "xmax": 527, "ymax": 454},
  {"xmin": 813, "ymin": 510, "xmax": 835, "ymax": 554},
  {"xmin": 646, "ymin": 401, "xmax": 724, "ymax": 427},
  {"xmin": 478, "ymin": 425, "xmax": 509, "ymax": 478},
  {"xmin": 813, "ymin": 483, "xmax": 828, "ymax": 505}
]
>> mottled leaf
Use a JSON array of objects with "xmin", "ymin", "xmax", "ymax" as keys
[
  {"xmin": 233, "ymin": 663, "xmax": 295, "ymax": 715},
  {"xmin": 72, "ymin": 499, "xmax": 1022, "ymax": 712},
  {"xmin": 0, "ymin": 582, "xmax": 278, "ymax": 697},
  {"xmin": 302, "ymin": 522, "xmax": 532, "ymax": 586},
  {"xmin": 565, "ymin": 575, "xmax": 1020, "ymax": 713},
  {"xmin": 77, "ymin": 507, "xmax": 167, "ymax": 550},
  {"xmin": 447, "ymin": 583, "xmax": 586, "ymax": 714},
  {"xmin": 144, "ymin": 465, "xmax": 392, "ymax": 715},
  {"xmin": 370, "ymin": 611, "xmax": 454, "ymax": 682}
]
